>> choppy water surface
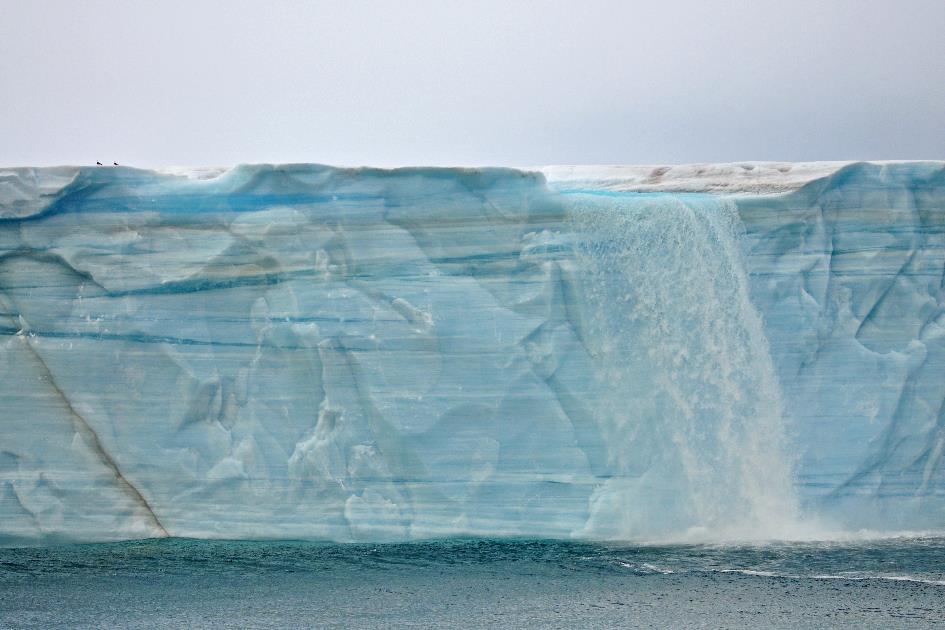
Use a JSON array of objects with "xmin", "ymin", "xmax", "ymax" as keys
[{"xmin": 2, "ymin": 537, "xmax": 945, "ymax": 628}]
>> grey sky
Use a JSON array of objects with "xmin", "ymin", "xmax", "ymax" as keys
[{"xmin": 2, "ymin": 0, "xmax": 943, "ymax": 167}]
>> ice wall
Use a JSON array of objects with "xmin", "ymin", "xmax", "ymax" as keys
[
  {"xmin": 738, "ymin": 163, "xmax": 945, "ymax": 531},
  {"xmin": 0, "ymin": 162, "xmax": 942, "ymax": 545}
]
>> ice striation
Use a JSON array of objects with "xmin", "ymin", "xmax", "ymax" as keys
[{"xmin": 0, "ymin": 161, "xmax": 943, "ymax": 545}]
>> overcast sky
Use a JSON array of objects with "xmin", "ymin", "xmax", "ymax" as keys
[{"xmin": 2, "ymin": 0, "xmax": 943, "ymax": 167}]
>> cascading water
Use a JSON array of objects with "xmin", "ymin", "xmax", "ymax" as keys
[{"xmin": 568, "ymin": 193, "xmax": 803, "ymax": 541}]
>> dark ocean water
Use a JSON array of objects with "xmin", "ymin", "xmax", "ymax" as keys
[{"xmin": 2, "ymin": 537, "xmax": 945, "ymax": 628}]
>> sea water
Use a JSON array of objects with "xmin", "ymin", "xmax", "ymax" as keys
[{"xmin": 2, "ymin": 537, "xmax": 944, "ymax": 628}]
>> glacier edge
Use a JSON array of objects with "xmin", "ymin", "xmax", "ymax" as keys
[{"xmin": 0, "ymin": 161, "xmax": 943, "ymax": 545}]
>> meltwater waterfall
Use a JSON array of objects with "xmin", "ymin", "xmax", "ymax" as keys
[
  {"xmin": 0, "ymin": 162, "xmax": 943, "ymax": 545},
  {"xmin": 570, "ymin": 194, "xmax": 800, "ymax": 540}
]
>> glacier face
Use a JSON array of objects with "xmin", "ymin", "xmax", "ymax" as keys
[
  {"xmin": 0, "ymin": 162, "xmax": 942, "ymax": 545},
  {"xmin": 738, "ymin": 163, "xmax": 945, "ymax": 531}
]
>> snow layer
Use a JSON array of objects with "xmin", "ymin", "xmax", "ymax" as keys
[
  {"xmin": 539, "ymin": 161, "xmax": 854, "ymax": 194},
  {"xmin": 0, "ymin": 162, "xmax": 942, "ymax": 545}
]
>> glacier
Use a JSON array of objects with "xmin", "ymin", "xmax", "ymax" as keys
[{"xmin": 0, "ymin": 161, "xmax": 943, "ymax": 545}]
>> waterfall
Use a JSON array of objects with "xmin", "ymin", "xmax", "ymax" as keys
[{"xmin": 569, "ymin": 193, "xmax": 802, "ymax": 541}]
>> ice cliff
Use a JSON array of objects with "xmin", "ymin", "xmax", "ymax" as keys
[{"xmin": 0, "ymin": 161, "xmax": 942, "ymax": 545}]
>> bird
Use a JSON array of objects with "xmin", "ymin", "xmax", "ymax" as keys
[
  {"xmin": 96, "ymin": 161, "xmax": 102, "ymax": 165},
  {"xmin": 113, "ymin": 162, "xmax": 119, "ymax": 166}
]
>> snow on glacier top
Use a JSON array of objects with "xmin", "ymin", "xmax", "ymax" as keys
[{"xmin": 537, "ymin": 162, "xmax": 865, "ymax": 194}]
